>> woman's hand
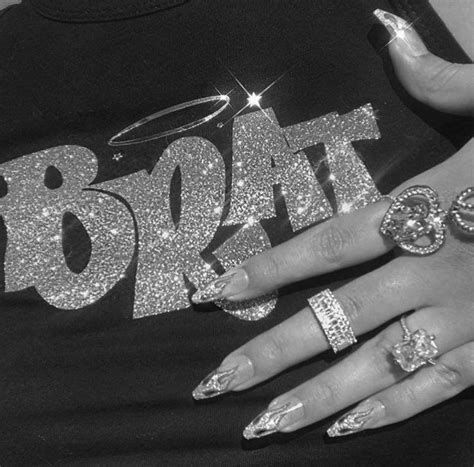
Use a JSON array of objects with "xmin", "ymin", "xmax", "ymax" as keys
[{"xmin": 191, "ymin": 9, "xmax": 474, "ymax": 439}]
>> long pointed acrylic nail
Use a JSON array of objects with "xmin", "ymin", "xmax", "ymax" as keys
[
  {"xmin": 192, "ymin": 355, "xmax": 254, "ymax": 400},
  {"xmin": 373, "ymin": 9, "xmax": 428, "ymax": 57},
  {"xmin": 243, "ymin": 399, "xmax": 304, "ymax": 440},
  {"xmin": 327, "ymin": 400, "xmax": 385, "ymax": 437},
  {"xmin": 192, "ymin": 268, "xmax": 249, "ymax": 304}
]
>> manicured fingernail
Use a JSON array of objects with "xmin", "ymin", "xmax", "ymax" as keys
[
  {"xmin": 243, "ymin": 398, "xmax": 304, "ymax": 439},
  {"xmin": 373, "ymin": 9, "xmax": 428, "ymax": 57},
  {"xmin": 192, "ymin": 355, "xmax": 254, "ymax": 400},
  {"xmin": 327, "ymin": 399, "xmax": 385, "ymax": 437},
  {"xmin": 192, "ymin": 268, "xmax": 249, "ymax": 303}
]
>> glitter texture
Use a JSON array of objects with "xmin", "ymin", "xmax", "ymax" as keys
[
  {"xmin": 224, "ymin": 108, "xmax": 332, "ymax": 231},
  {"xmin": 101, "ymin": 137, "xmax": 225, "ymax": 318},
  {"xmin": 0, "ymin": 103, "xmax": 382, "ymax": 321},
  {"xmin": 0, "ymin": 146, "xmax": 135, "ymax": 309},
  {"xmin": 284, "ymin": 103, "xmax": 381, "ymax": 213},
  {"xmin": 214, "ymin": 223, "xmax": 277, "ymax": 320}
]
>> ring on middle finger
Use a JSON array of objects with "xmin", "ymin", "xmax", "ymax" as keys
[{"xmin": 308, "ymin": 289, "xmax": 357, "ymax": 353}]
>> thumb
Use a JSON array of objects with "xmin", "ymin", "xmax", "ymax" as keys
[{"xmin": 374, "ymin": 9, "xmax": 474, "ymax": 116}]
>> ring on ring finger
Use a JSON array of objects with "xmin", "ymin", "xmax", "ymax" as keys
[
  {"xmin": 242, "ymin": 307, "xmax": 467, "ymax": 439},
  {"xmin": 392, "ymin": 315, "xmax": 439, "ymax": 372}
]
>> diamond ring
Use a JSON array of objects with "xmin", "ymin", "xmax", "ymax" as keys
[
  {"xmin": 380, "ymin": 185, "xmax": 447, "ymax": 256},
  {"xmin": 392, "ymin": 315, "xmax": 438, "ymax": 372},
  {"xmin": 448, "ymin": 186, "xmax": 474, "ymax": 235},
  {"xmin": 380, "ymin": 185, "xmax": 474, "ymax": 256},
  {"xmin": 308, "ymin": 289, "xmax": 357, "ymax": 353}
]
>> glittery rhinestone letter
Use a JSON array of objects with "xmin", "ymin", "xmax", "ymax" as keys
[
  {"xmin": 224, "ymin": 108, "xmax": 332, "ymax": 231},
  {"xmin": 284, "ymin": 104, "xmax": 381, "ymax": 214},
  {"xmin": 0, "ymin": 146, "xmax": 135, "ymax": 309},
  {"xmin": 326, "ymin": 104, "xmax": 382, "ymax": 212},
  {"xmin": 100, "ymin": 137, "xmax": 225, "ymax": 318}
]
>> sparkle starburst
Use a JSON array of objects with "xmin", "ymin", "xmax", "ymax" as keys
[
  {"xmin": 247, "ymin": 92, "xmax": 262, "ymax": 108},
  {"xmin": 216, "ymin": 67, "xmax": 292, "ymax": 128}
]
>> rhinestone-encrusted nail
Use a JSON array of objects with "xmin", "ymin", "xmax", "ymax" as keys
[
  {"xmin": 192, "ymin": 367, "xmax": 238, "ymax": 400},
  {"xmin": 243, "ymin": 401, "xmax": 302, "ymax": 439},
  {"xmin": 327, "ymin": 408, "xmax": 375, "ymax": 437}
]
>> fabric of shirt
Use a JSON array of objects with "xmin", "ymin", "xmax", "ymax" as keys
[{"xmin": 0, "ymin": 0, "xmax": 472, "ymax": 465}]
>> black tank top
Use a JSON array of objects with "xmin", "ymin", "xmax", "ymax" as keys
[{"xmin": 0, "ymin": 0, "xmax": 472, "ymax": 464}]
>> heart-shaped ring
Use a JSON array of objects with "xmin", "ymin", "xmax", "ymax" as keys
[
  {"xmin": 380, "ymin": 185, "xmax": 447, "ymax": 256},
  {"xmin": 448, "ymin": 187, "xmax": 474, "ymax": 235}
]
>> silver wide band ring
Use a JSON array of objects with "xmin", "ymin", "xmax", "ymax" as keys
[
  {"xmin": 392, "ymin": 315, "xmax": 439, "ymax": 373},
  {"xmin": 308, "ymin": 289, "xmax": 357, "ymax": 353}
]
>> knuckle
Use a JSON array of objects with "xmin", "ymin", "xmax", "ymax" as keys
[
  {"xmin": 393, "ymin": 258, "xmax": 434, "ymax": 293},
  {"xmin": 403, "ymin": 384, "xmax": 420, "ymax": 405},
  {"xmin": 422, "ymin": 61, "xmax": 461, "ymax": 99},
  {"xmin": 336, "ymin": 292, "xmax": 363, "ymax": 324},
  {"xmin": 258, "ymin": 331, "xmax": 288, "ymax": 367},
  {"xmin": 308, "ymin": 380, "xmax": 340, "ymax": 405},
  {"xmin": 432, "ymin": 361, "xmax": 463, "ymax": 390},
  {"xmin": 399, "ymin": 259, "xmax": 426, "ymax": 285},
  {"xmin": 254, "ymin": 252, "xmax": 282, "ymax": 284},
  {"xmin": 417, "ymin": 244, "xmax": 474, "ymax": 298},
  {"xmin": 315, "ymin": 223, "xmax": 355, "ymax": 265}
]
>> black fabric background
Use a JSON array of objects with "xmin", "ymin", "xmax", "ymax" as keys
[{"xmin": 0, "ymin": 0, "xmax": 472, "ymax": 464}]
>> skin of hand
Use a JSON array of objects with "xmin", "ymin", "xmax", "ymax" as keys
[
  {"xmin": 0, "ymin": 0, "xmax": 470, "ymax": 442},
  {"xmin": 0, "ymin": 0, "xmax": 20, "ymax": 9},
  {"xmin": 191, "ymin": 9, "xmax": 474, "ymax": 439}
]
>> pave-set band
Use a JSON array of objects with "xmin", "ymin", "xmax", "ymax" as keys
[
  {"xmin": 307, "ymin": 187, "xmax": 470, "ymax": 357},
  {"xmin": 380, "ymin": 185, "xmax": 474, "ymax": 256},
  {"xmin": 308, "ymin": 289, "xmax": 357, "ymax": 353}
]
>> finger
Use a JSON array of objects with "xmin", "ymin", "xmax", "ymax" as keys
[
  {"xmin": 0, "ymin": 0, "xmax": 21, "ymax": 9},
  {"xmin": 192, "ymin": 199, "xmax": 392, "ymax": 303},
  {"xmin": 192, "ymin": 256, "xmax": 439, "ymax": 399},
  {"xmin": 327, "ymin": 341, "xmax": 474, "ymax": 437},
  {"xmin": 241, "ymin": 305, "xmax": 473, "ymax": 438},
  {"xmin": 374, "ymin": 9, "xmax": 474, "ymax": 116}
]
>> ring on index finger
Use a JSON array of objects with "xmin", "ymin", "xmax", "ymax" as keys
[{"xmin": 380, "ymin": 185, "xmax": 474, "ymax": 256}]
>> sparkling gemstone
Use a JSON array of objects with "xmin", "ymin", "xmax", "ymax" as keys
[
  {"xmin": 392, "ymin": 329, "xmax": 438, "ymax": 372},
  {"xmin": 380, "ymin": 186, "xmax": 448, "ymax": 255},
  {"xmin": 413, "ymin": 203, "xmax": 429, "ymax": 217},
  {"xmin": 405, "ymin": 219, "xmax": 418, "ymax": 229},
  {"xmin": 426, "ymin": 212, "xmax": 445, "ymax": 230}
]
